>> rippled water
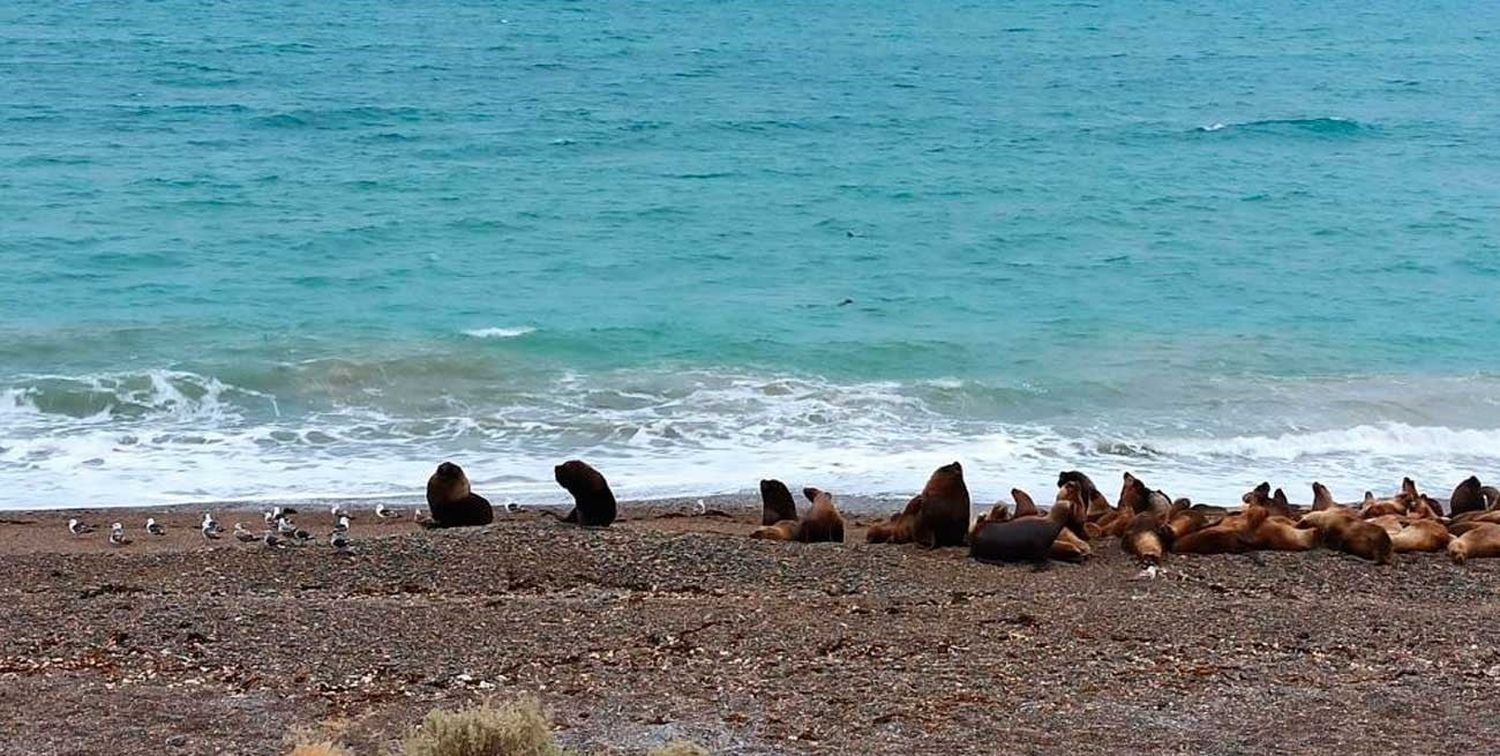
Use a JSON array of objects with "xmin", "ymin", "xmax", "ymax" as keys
[{"xmin": 4, "ymin": 1, "xmax": 1500, "ymax": 508}]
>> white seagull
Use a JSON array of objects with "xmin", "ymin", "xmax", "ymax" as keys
[
  {"xmin": 694, "ymin": 498, "xmax": 707, "ymax": 516},
  {"xmin": 68, "ymin": 518, "xmax": 95, "ymax": 536},
  {"xmin": 375, "ymin": 502, "xmax": 400, "ymax": 520},
  {"xmin": 232, "ymin": 523, "xmax": 258, "ymax": 543},
  {"xmin": 330, "ymin": 529, "xmax": 351, "ymax": 553},
  {"xmin": 275, "ymin": 516, "xmax": 297, "ymax": 535},
  {"xmin": 333, "ymin": 515, "xmax": 350, "ymax": 534},
  {"xmin": 145, "ymin": 518, "xmax": 166, "ymax": 536},
  {"xmin": 201, "ymin": 512, "xmax": 222, "ymax": 541},
  {"xmin": 330, "ymin": 504, "xmax": 350, "ymax": 520},
  {"xmin": 503, "ymin": 499, "xmax": 521, "ymax": 514},
  {"xmin": 109, "ymin": 522, "xmax": 130, "ymax": 547}
]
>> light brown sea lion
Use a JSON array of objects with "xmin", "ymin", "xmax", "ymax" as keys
[
  {"xmin": 553, "ymin": 460, "xmax": 618, "ymax": 526},
  {"xmin": 1448, "ymin": 523, "xmax": 1500, "ymax": 564},
  {"xmin": 424, "ymin": 462, "xmax": 495, "ymax": 528},
  {"xmin": 1059, "ymin": 470, "xmax": 1111, "ymax": 522},
  {"xmin": 869, "ymin": 495, "xmax": 923, "ymax": 544},
  {"xmin": 1311, "ymin": 482, "xmax": 1339, "ymax": 512},
  {"xmin": 797, "ymin": 487, "xmax": 845, "ymax": 543},
  {"xmin": 1050, "ymin": 527, "xmax": 1093, "ymax": 562},
  {"xmin": 1011, "ymin": 488, "xmax": 1039, "ymax": 519},
  {"xmin": 1121, "ymin": 510, "xmax": 1175, "ymax": 566},
  {"xmin": 1449, "ymin": 476, "xmax": 1486, "ymax": 517},
  {"xmin": 750, "ymin": 487, "xmax": 846, "ymax": 543},
  {"xmin": 1360, "ymin": 489, "xmax": 1406, "ymax": 519},
  {"xmin": 1298, "ymin": 508, "xmax": 1392, "ymax": 564},
  {"xmin": 1391, "ymin": 520, "xmax": 1451, "ymax": 553},
  {"xmin": 910, "ymin": 462, "xmax": 971, "ymax": 548},
  {"xmin": 1270, "ymin": 488, "xmax": 1298, "ymax": 519},
  {"xmin": 1240, "ymin": 482, "xmax": 1272, "ymax": 508},
  {"xmin": 1167, "ymin": 509, "xmax": 1211, "ymax": 540},
  {"xmin": 1409, "ymin": 494, "xmax": 1442, "ymax": 520},
  {"xmin": 1171, "ymin": 521, "xmax": 1251, "ymax": 555},
  {"xmin": 969, "ymin": 482, "xmax": 1086, "ymax": 566},
  {"xmin": 759, "ymin": 479, "xmax": 798, "ymax": 526},
  {"xmin": 1241, "ymin": 502, "xmax": 1316, "ymax": 551}
]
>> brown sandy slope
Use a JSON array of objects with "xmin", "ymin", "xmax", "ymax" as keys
[{"xmin": 2, "ymin": 499, "xmax": 1499, "ymax": 755}]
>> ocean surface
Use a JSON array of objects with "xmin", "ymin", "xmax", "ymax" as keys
[{"xmin": 4, "ymin": 1, "xmax": 1500, "ymax": 510}]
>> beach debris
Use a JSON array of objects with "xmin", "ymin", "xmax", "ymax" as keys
[
  {"xmin": 145, "ymin": 518, "xmax": 166, "ymax": 536},
  {"xmin": 201, "ymin": 512, "xmax": 222, "ymax": 541},
  {"xmin": 68, "ymin": 518, "xmax": 95, "ymax": 536},
  {"xmin": 108, "ymin": 522, "xmax": 130, "ymax": 547},
  {"xmin": 232, "ymin": 523, "xmax": 258, "ymax": 543},
  {"xmin": 376, "ymin": 502, "xmax": 401, "ymax": 520},
  {"xmin": 1133, "ymin": 565, "xmax": 1161, "ymax": 581}
]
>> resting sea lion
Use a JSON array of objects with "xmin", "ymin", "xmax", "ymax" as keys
[
  {"xmin": 1450, "ymin": 476, "xmax": 1486, "ymax": 517},
  {"xmin": 1172, "ymin": 521, "xmax": 1251, "ymax": 554},
  {"xmin": 1120, "ymin": 473, "xmax": 1151, "ymax": 514},
  {"xmin": 1311, "ymin": 482, "xmax": 1339, "ymax": 512},
  {"xmin": 553, "ymin": 459, "xmax": 617, "ymax": 526},
  {"xmin": 751, "ymin": 487, "xmax": 846, "ymax": 543},
  {"xmin": 1059, "ymin": 470, "xmax": 1111, "ymax": 522},
  {"xmin": 1011, "ymin": 488, "xmax": 1039, "ymax": 519},
  {"xmin": 1298, "ymin": 509, "xmax": 1392, "ymax": 564},
  {"xmin": 759, "ymin": 479, "xmax": 798, "ymax": 526},
  {"xmin": 424, "ymin": 462, "xmax": 495, "ymax": 528},
  {"xmin": 868, "ymin": 495, "xmax": 922, "ymax": 543},
  {"xmin": 1483, "ymin": 486, "xmax": 1500, "ymax": 510},
  {"xmin": 1051, "ymin": 527, "xmax": 1093, "ymax": 562},
  {"xmin": 1167, "ymin": 508, "xmax": 1211, "ymax": 539},
  {"xmin": 1241, "ymin": 501, "xmax": 1316, "ymax": 551},
  {"xmin": 911, "ymin": 462, "xmax": 971, "ymax": 548},
  {"xmin": 1121, "ymin": 510, "xmax": 1174, "ymax": 567},
  {"xmin": 969, "ymin": 482, "xmax": 1086, "ymax": 566},
  {"xmin": 1448, "ymin": 523, "xmax": 1500, "ymax": 564},
  {"xmin": 1391, "ymin": 520, "xmax": 1451, "ymax": 553}
]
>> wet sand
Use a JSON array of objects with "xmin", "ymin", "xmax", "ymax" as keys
[{"xmin": 3, "ymin": 497, "xmax": 1499, "ymax": 755}]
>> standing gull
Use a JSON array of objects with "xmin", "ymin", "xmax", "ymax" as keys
[
  {"xmin": 109, "ymin": 522, "xmax": 131, "ymax": 547},
  {"xmin": 232, "ymin": 523, "xmax": 258, "ymax": 543},
  {"xmin": 145, "ymin": 518, "xmax": 166, "ymax": 537},
  {"xmin": 201, "ymin": 512, "xmax": 222, "ymax": 541},
  {"xmin": 333, "ymin": 515, "xmax": 350, "ymax": 534}
]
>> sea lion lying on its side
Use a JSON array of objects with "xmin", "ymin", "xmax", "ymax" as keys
[
  {"xmin": 969, "ymin": 482, "xmax": 1086, "ymax": 566},
  {"xmin": 750, "ymin": 487, "xmax": 845, "ymax": 543},
  {"xmin": 1297, "ymin": 509, "xmax": 1393, "ymax": 564},
  {"xmin": 868, "ymin": 495, "xmax": 923, "ymax": 544},
  {"xmin": 424, "ymin": 462, "xmax": 495, "ymax": 528},
  {"xmin": 553, "ymin": 459, "xmax": 618, "ymax": 527},
  {"xmin": 1448, "ymin": 522, "xmax": 1500, "ymax": 564}
]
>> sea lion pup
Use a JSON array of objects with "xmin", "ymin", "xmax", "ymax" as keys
[
  {"xmin": 1058, "ymin": 470, "xmax": 1111, "ymax": 522},
  {"xmin": 868, "ymin": 495, "xmax": 923, "ymax": 544},
  {"xmin": 969, "ymin": 482, "xmax": 1086, "ymax": 566},
  {"xmin": 1447, "ymin": 523, "xmax": 1500, "ymax": 564},
  {"xmin": 1391, "ymin": 519, "xmax": 1451, "ymax": 553},
  {"xmin": 1449, "ymin": 476, "xmax": 1486, "ymax": 517},
  {"xmin": 424, "ymin": 462, "xmax": 495, "ymax": 528},
  {"xmin": 759, "ymin": 479, "xmax": 798, "ymax": 526},
  {"xmin": 553, "ymin": 459, "xmax": 617, "ymax": 527},
  {"xmin": 1298, "ymin": 508, "xmax": 1393, "ymax": 564},
  {"xmin": 910, "ymin": 462, "xmax": 971, "ymax": 548}
]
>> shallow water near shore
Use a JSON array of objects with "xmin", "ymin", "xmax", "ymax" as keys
[{"xmin": 4, "ymin": 1, "xmax": 1500, "ymax": 509}]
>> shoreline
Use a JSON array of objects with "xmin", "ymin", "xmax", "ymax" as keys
[{"xmin": 4, "ymin": 499, "xmax": 1500, "ymax": 754}]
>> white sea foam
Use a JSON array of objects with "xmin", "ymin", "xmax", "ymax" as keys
[
  {"xmin": 4, "ymin": 368, "xmax": 1500, "ymax": 510},
  {"xmin": 462, "ymin": 326, "xmax": 536, "ymax": 339}
]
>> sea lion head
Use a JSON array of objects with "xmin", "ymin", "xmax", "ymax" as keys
[
  {"xmin": 1120, "ymin": 473, "xmax": 1150, "ymax": 512},
  {"xmin": 803, "ymin": 486, "xmax": 823, "ymax": 504},
  {"xmin": 1311, "ymin": 482, "xmax": 1335, "ymax": 511},
  {"xmin": 434, "ymin": 461, "xmax": 465, "ymax": 480},
  {"xmin": 1242, "ymin": 482, "xmax": 1272, "ymax": 505},
  {"xmin": 427, "ymin": 461, "xmax": 471, "ymax": 502},
  {"xmin": 1448, "ymin": 538, "xmax": 1470, "ymax": 565}
]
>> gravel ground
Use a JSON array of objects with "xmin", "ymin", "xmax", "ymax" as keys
[{"xmin": 3, "ymin": 497, "xmax": 1499, "ymax": 755}]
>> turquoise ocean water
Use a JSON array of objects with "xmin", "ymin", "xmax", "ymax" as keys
[{"xmin": 4, "ymin": 1, "xmax": 1500, "ymax": 509}]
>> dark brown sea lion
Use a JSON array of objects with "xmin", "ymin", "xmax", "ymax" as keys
[
  {"xmin": 1271, "ymin": 488, "xmax": 1298, "ymax": 519},
  {"xmin": 1298, "ymin": 508, "xmax": 1392, "ymax": 564},
  {"xmin": 1448, "ymin": 523, "xmax": 1500, "ymax": 563},
  {"xmin": 1059, "ymin": 470, "xmax": 1111, "ymax": 522},
  {"xmin": 1450, "ymin": 476, "xmax": 1486, "ymax": 517},
  {"xmin": 553, "ymin": 459, "xmax": 617, "ymax": 527},
  {"xmin": 424, "ymin": 462, "xmax": 495, "ymax": 528},
  {"xmin": 868, "ymin": 495, "xmax": 923, "ymax": 543},
  {"xmin": 1482, "ymin": 486, "xmax": 1500, "ymax": 510},
  {"xmin": 969, "ymin": 482, "xmax": 1086, "ymax": 566},
  {"xmin": 1051, "ymin": 527, "xmax": 1093, "ymax": 562},
  {"xmin": 911, "ymin": 462, "xmax": 971, "ymax": 548},
  {"xmin": 759, "ymin": 479, "xmax": 798, "ymax": 526},
  {"xmin": 1119, "ymin": 472, "xmax": 1151, "ymax": 514}
]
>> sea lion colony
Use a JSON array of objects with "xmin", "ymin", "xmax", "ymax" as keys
[{"xmin": 64, "ymin": 458, "xmax": 1500, "ymax": 568}]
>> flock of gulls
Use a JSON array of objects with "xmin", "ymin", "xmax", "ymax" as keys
[{"xmin": 66, "ymin": 500, "xmax": 410, "ymax": 554}]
